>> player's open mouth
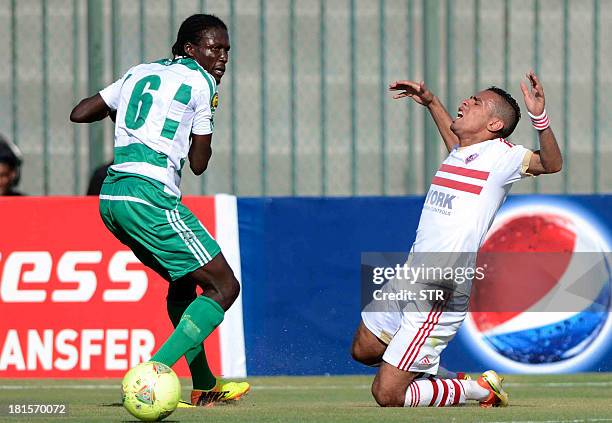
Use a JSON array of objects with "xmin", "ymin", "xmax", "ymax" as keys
[
  {"xmin": 456, "ymin": 110, "xmax": 464, "ymax": 119},
  {"xmin": 212, "ymin": 67, "xmax": 225, "ymax": 77}
]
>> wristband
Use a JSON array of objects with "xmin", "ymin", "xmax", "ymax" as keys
[{"xmin": 528, "ymin": 109, "xmax": 550, "ymax": 131}]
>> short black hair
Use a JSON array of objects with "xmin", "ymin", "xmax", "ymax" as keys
[
  {"xmin": 172, "ymin": 14, "xmax": 228, "ymax": 57},
  {"xmin": 0, "ymin": 135, "xmax": 21, "ymax": 170},
  {"xmin": 486, "ymin": 86, "xmax": 521, "ymax": 138}
]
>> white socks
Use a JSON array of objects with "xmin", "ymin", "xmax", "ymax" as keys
[
  {"xmin": 404, "ymin": 377, "xmax": 466, "ymax": 407},
  {"xmin": 460, "ymin": 379, "xmax": 490, "ymax": 401},
  {"xmin": 404, "ymin": 377, "xmax": 489, "ymax": 407}
]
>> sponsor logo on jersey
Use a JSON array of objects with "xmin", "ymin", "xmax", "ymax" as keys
[
  {"xmin": 464, "ymin": 200, "xmax": 612, "ymax": 373},
  {"xmin": 423, "ymin": 189, "xmax": 455, "ymax": 216},
  {"xmin": 465, "ymin": 153, "xmax": 479, "ymax": 164}
]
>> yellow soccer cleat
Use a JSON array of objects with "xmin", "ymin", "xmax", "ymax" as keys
[
  {"xmin": 176, "ymin": 400, "xmax": 195, "ymax": 409},
  {"xmin": 220, "ymin": 381, "xmax": 251, "ymax": 401},
  {"xmin": 191, "ymin": 380, "xmax": 251, "ymax": 407},
  {"xmin": 477, "ymin": 370, "xmax": 509, "ymax": 408}
]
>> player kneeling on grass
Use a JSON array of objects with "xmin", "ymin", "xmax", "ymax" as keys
[
  {"xmin": 352, "ymin": 71, "xmax": 562, "ymax": 407},
  {"xmin": 70, "ymin": 14, "xmax": 249, "ymax": 407}
]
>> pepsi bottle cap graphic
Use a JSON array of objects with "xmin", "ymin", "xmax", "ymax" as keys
[{"xmin": 465, "ymin": 200, "xmax": 611, "ymax": 373}]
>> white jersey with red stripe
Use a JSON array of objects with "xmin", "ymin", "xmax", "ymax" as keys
[
  {"xmin": 413, "ymin": 137, "xmax": 532, "ymax": 253},
  {"xmin": 361, "ymin": 137, "xmax": 532, "ymax": 375}
]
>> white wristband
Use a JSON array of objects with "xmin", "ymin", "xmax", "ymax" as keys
[{"xmin": 528, "ymin": 109, "xmax": 550, "ymax": 131}]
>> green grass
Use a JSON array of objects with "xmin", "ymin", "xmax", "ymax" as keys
[{"xmin": 1, "ymin": 374, "xmax": 611, "ymax": 422}]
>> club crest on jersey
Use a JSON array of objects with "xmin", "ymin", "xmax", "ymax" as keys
[
  {"xmin": 465, "ymin": 153, "xmax": 479, "ymax": 164},
  {"xmin": 210, "ymin": 92, "xmax": 219, "ymax": 129}
]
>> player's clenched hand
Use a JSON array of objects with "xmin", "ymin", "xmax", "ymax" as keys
[
  {"xmin": 389, "ymin": 80, "xmax": 434, "ymax": 106},
  {"xmin": 520, "ymin": 70, "xmax": 545, "ymax": 116}
]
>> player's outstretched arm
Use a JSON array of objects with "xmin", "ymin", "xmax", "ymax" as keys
[
  {"xmin": 520, "ymin": 71, "xmax": 563, "ymax": 175},
  {"xmin": 189, "ymin": 133, "xmax": 213, "ymax": 175},
  {"xmin": 389, "ymin": 80, "xmax": 460, "ymax": 152},
  {"xmin": 70, "ymin": 93, "xmax": 113, "ymax": 123}
]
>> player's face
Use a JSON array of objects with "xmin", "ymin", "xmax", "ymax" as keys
[
  {"xmin": 189, "ymin": 28, "xmax": 230, "ymax": 84},
  {"xmin": 450, "ymin": 90, "xmax": 497, "ymax": 136}
]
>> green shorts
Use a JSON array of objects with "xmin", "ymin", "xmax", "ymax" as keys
[{"xmin": 99, "ymin": 170, "xmax": 221, "ymax": 281}]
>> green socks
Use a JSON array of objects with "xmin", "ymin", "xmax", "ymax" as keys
[
  {"xmin": 152, "ymin": 295, "xmax": 224, "ymax": 390},
  {"xmin": 164, "ymin": 298, "xmax": 217, "ymax": 390}
]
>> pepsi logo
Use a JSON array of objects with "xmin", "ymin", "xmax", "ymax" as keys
[{"xmin": 464, "ymin": 200, "xmax": 611, "ymax": 373}]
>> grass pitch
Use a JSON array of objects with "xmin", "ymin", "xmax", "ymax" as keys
[{"xmin": 0, "ymin": 374, "xmax": 611, "ymax": 422}]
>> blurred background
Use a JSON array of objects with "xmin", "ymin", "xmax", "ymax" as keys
[{"xmin": 0, "ymin": 0, "xmax": 610, "ymax": 196}]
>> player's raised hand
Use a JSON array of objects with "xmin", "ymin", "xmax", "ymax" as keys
[
  {"xmin": 520, "ymin": 70, "xmax": 545, "ymax": 116},
  {"xmin": 389, "ymin": 80, "xmax": 434, "ymax": 106}
]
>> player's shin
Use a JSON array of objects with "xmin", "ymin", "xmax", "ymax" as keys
[
  {"xmin": 167, "ymin": 299, "xmax": 217, "ymax": 390},
  {"xmin": 152, "ymin": 295, "xmax": 224, "ymax": 368},
  {"xmin": 404, "ymin": 378, "xmax": 466, "ymax": 407}
]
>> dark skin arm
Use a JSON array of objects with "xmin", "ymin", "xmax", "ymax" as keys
[
  {"xmin": 189, "ymin": 134, "xmax": 213, "ymax": 175},
  {"xmin": 70, "ymin": 93, "xmax": 115, "ymax": 123}
]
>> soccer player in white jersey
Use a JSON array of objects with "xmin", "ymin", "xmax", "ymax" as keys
[
  {"xmin": 351, "ymin": 71, "xmax": 562, "ymax": 408},
  {"xmin": 70, "ymin": 14, "xmax": 249, "ymax": 406}
]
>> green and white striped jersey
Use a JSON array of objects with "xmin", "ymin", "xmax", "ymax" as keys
[{"xmin": 99, "ymin": 57, "xmax": 218, "ymax": 197}]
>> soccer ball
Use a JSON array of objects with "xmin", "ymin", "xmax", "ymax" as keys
[{"xmin": 121, "ymin": 361, "xmax": 181, "ymax": 422}]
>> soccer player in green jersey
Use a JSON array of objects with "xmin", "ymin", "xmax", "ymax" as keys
[{"xmin": 70, "ymin": 14, "xmax": 249, "ymax": 406}]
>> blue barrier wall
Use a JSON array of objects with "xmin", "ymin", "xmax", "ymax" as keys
[{"xmin": 238, "ymin": 195, "xmax": 612, "ymax": 376}]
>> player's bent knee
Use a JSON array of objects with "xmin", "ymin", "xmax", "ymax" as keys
[
  {"xmin": 224, "ymin": 277, "xmax": 240, "ymax": 308},
  {"xmin": 371, "ymin": 381, "xmax": 404, "ymax": 407},
  {"xmin": 350, "ymin": 324, "xmax": 385, "ymax": 366},
  {"xmin": 351, "ymin": 341, "xmax": 374, "ymax": 365},
  {"xmin": 214, "ymin": 274, "xmax": 240, "ymax": 311}
]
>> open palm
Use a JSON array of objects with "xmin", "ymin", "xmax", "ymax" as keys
[{"xmin": 520, "ymin": 70, "xmax": 545, "ymax": 116}]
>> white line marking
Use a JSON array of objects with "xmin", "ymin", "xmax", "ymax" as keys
[
  {"xmin": 488, "ymin": 420, "xmax": 612, "ymax": 423},
  {"xmin": 1, "ymin": 381, "xmax": 610, "ymax": 391},
  {"xmin": 505, "ymin": 381, "xmax": 612, "ymax": 388},
  {"xmin": 252, "ymin": 384, "xmax": 370, "ymax": 390},
  {"xmin": 0, "ymin": 384, "xmax": 371, "ymax": 391},
  {"xmin": 0, "ymin": 384, "xmax": 119, "ymax": 390}
]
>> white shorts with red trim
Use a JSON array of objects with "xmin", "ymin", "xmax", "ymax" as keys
[{"xmin": 362, "ymin": 299, "xmax": 467, "ymax": 375}]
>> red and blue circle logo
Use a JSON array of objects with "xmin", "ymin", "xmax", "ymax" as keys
[{"xmin": 464, "ymin": 200, "xmax": 611, "ymax": 373}]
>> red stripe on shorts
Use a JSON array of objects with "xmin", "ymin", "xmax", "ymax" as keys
[
  {"xmin": 397, "ymin": 302, "xmax": 442, "ymax": 370},
  {"xmin": 402, "ymin": 303, "xmax": 445, "ymax": 371}
]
